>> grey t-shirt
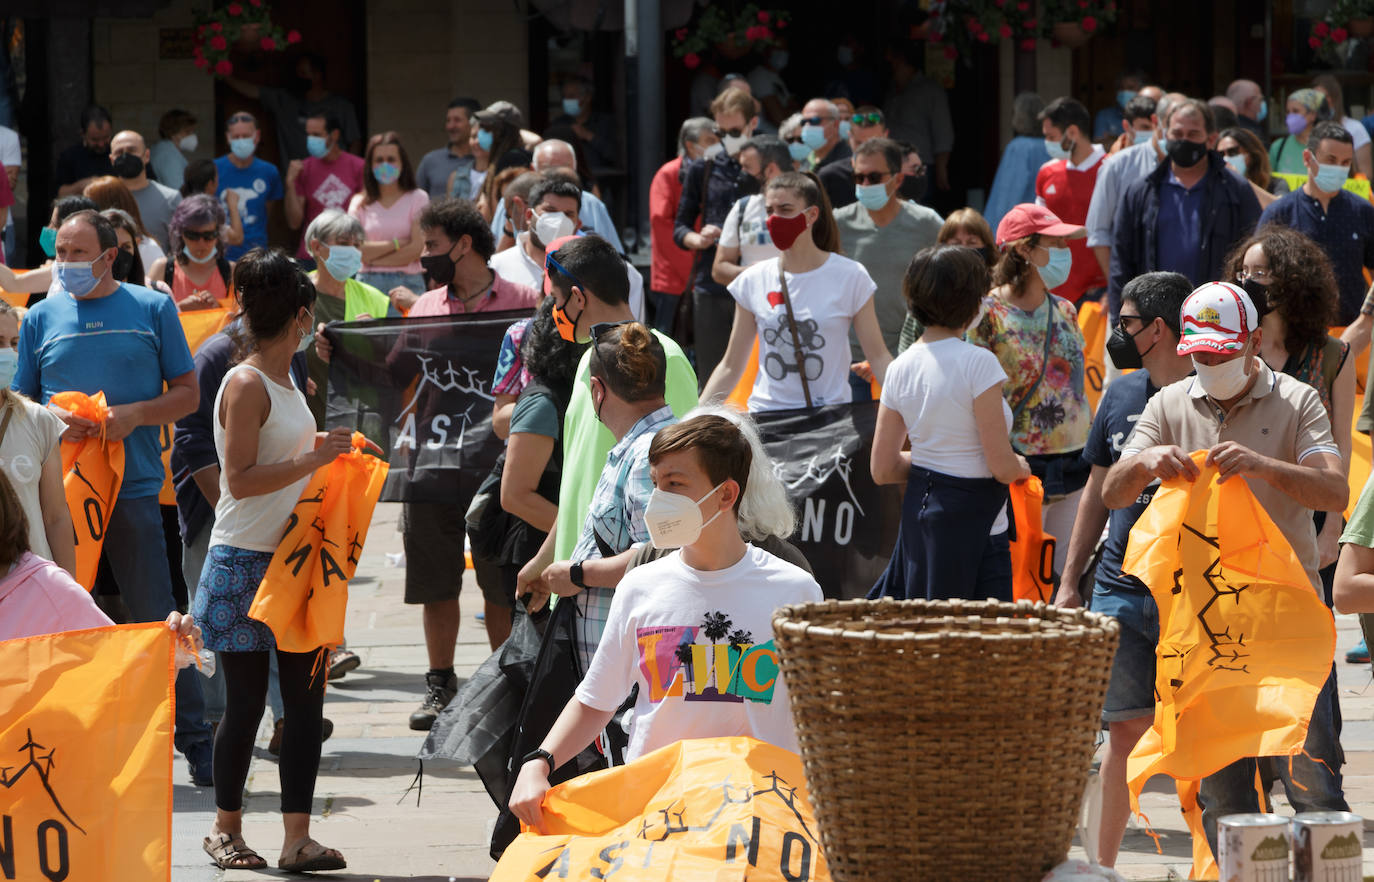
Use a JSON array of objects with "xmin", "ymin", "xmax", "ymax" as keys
[
  {"xmin": 415, "ymin": 147, "xmax": 476, "ymax": 199},
  {"xmin": 131, "ymin": 179, "xmax": 183, "ymax": 252},
  {"xmin": 835, "ymin": 199, "xmax": 943, "ymax": 359}
]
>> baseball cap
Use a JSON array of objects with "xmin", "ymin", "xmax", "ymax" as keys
[
  {"xmin": 1177, "ymin": 281, "xmax": 1258, "ymax": 356},
  {"xmin": 475, "ymin": 100, "xmax": 524, "ymax": 129},
  {"xmin": 994, "ymin": 203, "xmax": 1087, "ymax": 249}
]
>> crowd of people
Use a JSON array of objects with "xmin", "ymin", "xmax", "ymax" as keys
[{"xmin": 6, "ymin": 55, "xmax": 1374, "ymax": 875}]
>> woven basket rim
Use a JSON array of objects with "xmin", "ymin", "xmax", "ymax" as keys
[{"xmin": 771, "ymin": 598, "xmax": 1120, "ymax": 642}]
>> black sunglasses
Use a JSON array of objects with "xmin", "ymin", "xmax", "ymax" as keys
[
  {"xmin": 590, "ymin": 320, "xmax": 631, "ymax": 342},
  {"xmin": 853, "ymin": 171, "xmax": 891, "ymax": 186},
  {"xmin": 714, "ymin": 126, "xmax": 746, "ymax": 138},
  {"xmin": 182, "ymin": 230, "xmax": 218, "ymax": 242},
  {"xmin": 800, "ymin": 116, "xmax": 831, "ymax": 127},
  {"xmin": 852, "ymin": 112, "xmax": 884, "ymax": 126}
]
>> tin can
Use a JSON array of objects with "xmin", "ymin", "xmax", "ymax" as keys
[
  {"xmin": 1217, "ymin": 813, "xmax": 1290, "ymax": 882},
  {"xmin": 1293, "ymin": 811, "xmax": 1362, "ymax": 882}
]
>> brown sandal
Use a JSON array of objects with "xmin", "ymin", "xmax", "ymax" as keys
[
  {"xmin": 203, "ymin": 831, "xmax": 267, "ymax": 869},
  {"xmin": 279, "ymin": 836, "xmax": 347, "ymax": 872}
]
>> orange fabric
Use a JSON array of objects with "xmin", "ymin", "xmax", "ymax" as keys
[
  {"xmin": 1347, "ymin": 400, "xmax": 1369, "ymax": 522},
  {"xmin": 0, "ymin": 622, "xmax": 174, "ymax": 881},
  {"xmin": 726, "ymin": 338, "xmax": 760, "ymax": 412},
  {"xmin": 0, "ymin": 267, "xmax": 33, "ymax": 307},
  {"xmin": 1330, "ymin": 326, "xmax": 1367, "ymax": 394},
  {"xmin": 49, "ymin": 391, "xmax": 124, "ymax": 590},
  {"xmin": 1122, "ymin": 451, "xmax": 1334, "ymax": 879},
  {"xmin": 248, "ymin": 433, "xmax": 388, "ymax": 653},
  {"xmin": 156, "ymin": 306, "xmax": 234, "ymax": 504},
  {"xmin": 1008, "ymin": 477, "xmax": 1055, "ymax": 602},
  {"xmin": 1078, "ymin": 299, "xmax": 1107, "ymax": 412},
  {"xmin": 492, "ymin": 737, "xmax": 831, "ymax": 881}
]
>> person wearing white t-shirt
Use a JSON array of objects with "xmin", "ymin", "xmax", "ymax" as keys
[
  {"xmin": 711, "ymin": 135, "xmax": 791, "ymax": 284},
  {"xmin": 702, "ymin": 171, "xmax": 892, "ymax": 411},
  {"xmin": 869, "ymin": 245, "xmax": 1030, "ymax": 602},
  {"xmin": 508, "ymin": 413, "xmax": 822, "ymax": 832}
]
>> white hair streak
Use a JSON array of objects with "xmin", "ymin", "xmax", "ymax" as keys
[{"xmin": 681, "ymin": 404, "xmax": 796, "ymax": 542}]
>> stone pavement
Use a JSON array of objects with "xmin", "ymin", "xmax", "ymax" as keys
[{"xmin": 168, "ymin": 501, "xmax": 1374, "ymax": 881}]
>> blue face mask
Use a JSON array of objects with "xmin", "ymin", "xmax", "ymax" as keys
[
  {"xmin": 1117, "ymin": 90, "xmax": 1137, "ymax": 109},
  {"xmin": 39, "ymin": 227, "xmax": 57, "ymax": 259},
  {"xmin": 1314, "ymin": 162, "xmax": 1351, "ymax": 193},
  {"xmin": 229, "ymin": 137, "xmax": 256, "ymax": 160},
  {"xmin": 1045, "ymin": 138, "xmax": 1072, "ymax": 161},
  {"xmin": 322, "ymin": 243, "xmax": 363, "ymax": 281},
  {"xmin": 1257, "ymin": 99, "xmax": 1268, "ymax": 123},
  {"xmin": 855, "ymin": 182, "xmax": 891, "ymax": 212},
  {"xmin": 56, "ymin": 256, "xmax": 108, "ymax": 298},
  {"xmin": 562, "ymin": 97, "xmax": 581, "ymax": 117},
  {"xmin": 0, "ymin": 348, "xmax": 16, "ymax": 389},
  {"xmin": 1133, "ymin": 130, "xmax": 1153, "ymax": 145},
  {"xmin": 372, "ymin": 162, "xmax": 400, "ymax": 185},
  {"xmin": 183, "ymin": 244, "xmax": 218, "ymax": 265},
  {"xmin": 801, "ymin": 124, "xmax": 827, "ymax": 150},
  {"xmin": 1036, "ymin": 246, "xmax": 1073, "ymax": 290},
  {"xmin": 788, "ymin": 142, "xmax": 811, "ymax": 162},
  {"xmin": 477, "ymin": 128, "xmax": 494, "ymax": 152},
  {"xmin": 306, "ymin": 135, "xmax": 329, "ymax": 158},
  {"xmin": 838, "ymin": 120, "xmax": 852, "ymax": 141},
  {"xmin": 1225, "ymin": 154, "xmax": 1249, "ymax": 178}
]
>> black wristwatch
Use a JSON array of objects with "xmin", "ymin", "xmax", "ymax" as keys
[
  {"xmin": 570, "ymin": 561, "xmax": 586, "ymax": 588},
  {"xmin": 522, "ymin": 747, "xmax": 555, "ymax": 770}
]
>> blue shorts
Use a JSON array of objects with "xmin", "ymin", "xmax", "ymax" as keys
[{"xmin": 1090, "ymin": 583, "xmax": 1158, "ymax": 722}]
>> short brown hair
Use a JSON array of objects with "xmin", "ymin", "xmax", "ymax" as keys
[
  {"xmin": 0, "ymin": 470, "xmax": 31, "ymax": 568},
  {"xmin": 158, "ymin": 108, "xmax": 197, "ymax": 140},
  {"xmin": 648, "ymin": 415, "xmax": 751, "ymax": 512},
  {"xmin": 904, "ymin": 244, "xmax": 989, "ymax": 330},
  {"xmin": 710, "ymin": 88, "xmax": 756, "ymax": 121},
  {"xmin": 938, "ymin": 208, "xmax": 997, "ymax": 265}
]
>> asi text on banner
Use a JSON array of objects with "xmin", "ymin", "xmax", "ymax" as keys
[
  {"xmin": 0, "ymin": 622, "xmax": 174, "ymax": 882},
  {"xmin": 1009, "ymin": 477, "xmax": 1056, "ymax": 602},
  {"xmin": 248, "ymin": 434, "xmax": 388, "ymax": 653},
  {"xmin": 492, "ymin": 737, "xmax": 830, "ymax": 882},
  {"xmin": 49, "ymin": 391, "xmax": 124, "ymax": 590}
]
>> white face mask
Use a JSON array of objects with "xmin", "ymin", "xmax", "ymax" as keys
[
  {"xmin": 178, "ymin": 133, "xmax": 199, "ymax": 153},
  {"xmin": 644, "ymin": 482, "xmax": 725, "ymax": 549},
  {"xmin": 721, "ymin": 133, "xmax": 749, "ymax": 156},
  {"xmin": 1192, "ymin": 354, "xmax": 1252, "ymax": 400},
  {"xmin": 702, "ymin": 142, "xmax": 725, "ymax": 161},
  {"xmin": 533, "ymin": 210, "xmax": 574, "ymax": 247}
]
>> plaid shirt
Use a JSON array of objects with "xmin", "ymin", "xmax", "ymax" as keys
[{"xmin": 572, "ymin": 405, "xmax": 676, "ymax": 669}]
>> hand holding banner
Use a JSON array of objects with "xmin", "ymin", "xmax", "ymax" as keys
[{"xmin": 48, "ymin": 391, "xmax": 124, "ymax": 590}]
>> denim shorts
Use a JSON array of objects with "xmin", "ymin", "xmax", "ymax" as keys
[{"xmin": 1090, "ymin": 583, "xmax": 1158, "ymax": 722}]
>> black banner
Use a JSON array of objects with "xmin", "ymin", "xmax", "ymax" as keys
[
  {"xmin": 323, "ymin": 310, "xmax": 532, "ymax": 505},
  {"xmin": 754, "ymin": 402, "xmax": 902, "ymax": 600}
]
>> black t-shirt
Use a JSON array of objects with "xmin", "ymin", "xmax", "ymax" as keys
[
  {"xmin": 1083, "ymin": 369, "xmax": 1161, "ymax": 595},
  {"xmin": 818, "ymin": 161, "xmax": 855, "ymax": 210},
  {"xmin": 55, "ymin": 143, "xmax": 112, "ymax": 189}
]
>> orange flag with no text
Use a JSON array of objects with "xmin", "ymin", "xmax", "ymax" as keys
[
  {"xmin": 49, "ymin": 391, "xmax": 124, "ymax": 590},
  {"xmin": 248, "ymin": 434, "xmax": 388, "ymax": 653},
  {"xmin": 0, "ymin": 622, "xmax": 174, "ymax": 881},
  {"xmin": 492, "ymin": 737, "xmax": 831, "ymax": 881},
  {"xmin": 1122, "ymin": 451, "xmax": 1334, "ymax": 878},
  {"xmin": 1009, "ymin": 477, "xmax": 1056, "ymax": 602}
]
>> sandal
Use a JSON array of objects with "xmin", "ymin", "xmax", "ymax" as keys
[
  {"xmin": 279, "ymin": 836, "xmax": 347, "ymax": 872},
  {"xmin": 203, "ymin": 831, "xmax": 267, "ymax": 870}
]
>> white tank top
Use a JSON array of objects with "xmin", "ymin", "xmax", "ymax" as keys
[{"xmin": 209, "ymin": 364, "xmax": 318, "ymax": 553}]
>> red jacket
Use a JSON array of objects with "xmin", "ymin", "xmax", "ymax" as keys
[
  {"xmin": 1036, "ymin": 154, "xmax": 1106, "ymax": 302},
  {"xmin": 650, "ymin": 157, "xmax": 695, "ymax": 294}
]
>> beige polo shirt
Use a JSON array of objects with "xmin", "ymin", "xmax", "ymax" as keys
[{"xmin": 1122, "ymin": 360, "xmax": 1340, "ymax": 591}]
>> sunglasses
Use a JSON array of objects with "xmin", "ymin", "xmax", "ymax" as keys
[
  {"xmin": 1115, "ymin": 314, "xmax": 1148, "ymax": 334},
  {"xmin": 545, "ymin": 251, "xmax": 588, "ymax": 294},
  {"xmin": 182, "ymin": 230, "xmax": 218, "ymax": 242},
  {"xmin": 800, "ymin": 116, "xmax": 832, "ymax": 127},
  {"xmin": 714, "ymin": 126, "xmax": 746, "ymax": 138},
  {"xmin": 853, "ymin": 171, "xmax": 891, "ymax": 186},
  {"xmin": 1220, "ymin": 146, "xmax": 1244, "ymax": 157},
  {"xmin": 852, "ymin": 112, "xmax": 884, "ymax": 126},
  {"xmin": 590, "ymin": 320, "xmax": 630, "ymax": 342}
]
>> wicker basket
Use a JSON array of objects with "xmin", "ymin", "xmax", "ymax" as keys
[{"xmin": 772, "ymin": 598, "xmax": 1120, "ymax": 882}]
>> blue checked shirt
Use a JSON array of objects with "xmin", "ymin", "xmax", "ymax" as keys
[{"xmin": 572, "ymin": 405, "xmax": 677, "ymax": 669}]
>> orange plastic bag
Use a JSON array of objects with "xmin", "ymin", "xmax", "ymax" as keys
[
  {"xmin": 49, "ymin": 391, "xmax": 124, "ymax": 590},
  {"xmin": 248, "ymin": 433, "xmax": 388, "ymax": 653},
  {"xmin": 726, "ymin": 337, "xmax": 760, "ymax": 412},
  {"xmin": 1077, "ymin": 299, "xmax": 1107, "ymax": 412},
  {"xmin": 1123, "ymin": 451, "xmax": 1334, "ymax": 879},
  {"xmin": 492, "ymin": 737, "xmax": 831, "ymax": 881},
  {"xmin": 1008, "ymin": 477, "xmax": 1056, "ymax": 602},
  {"xmin": 0, "ymin": 622, "xmax": 174, "ymax": 881}
]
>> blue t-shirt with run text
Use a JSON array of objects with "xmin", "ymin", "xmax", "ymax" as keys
[
  {"xmin": 12, "ymin": 283, "xmax": 195, "ymax": 499},
  {"xmin": 214, "ymin": 155, "xmax": 284, "ymax": 260}
]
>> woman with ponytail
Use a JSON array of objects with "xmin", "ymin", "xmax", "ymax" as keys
[{"xmin": 701, "ymin": 170, "xmax": 892, "ymax": 411}]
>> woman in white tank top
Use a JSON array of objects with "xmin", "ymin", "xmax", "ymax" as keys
[{"xmin": 191, "ymin": 250, "xmax": 355, "ymax": 873}]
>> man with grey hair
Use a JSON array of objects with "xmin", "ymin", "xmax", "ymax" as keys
[
  {"xmin": 798, "ymin": 97, "xmax": 850, "ymax": 171},
  {"xmin": 487, "ymin": 138, "xmax": 624, "ymax": 253},
  {"xmin": 1227, "ymin": 78, "xmax": 1268, "ymax": 139}
]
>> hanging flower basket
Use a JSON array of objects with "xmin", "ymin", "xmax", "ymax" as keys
[
  {"xmin": 927, "ymin": 0, "xmax": 1041, "ymax": 66},
  {"xmin": 1351, "ymin": 18, "xmax": 1374, "ymax": 37},
  {"xmin": 192, "ymin": 0, "xmax": 302, "ymax": 78},
  {"xmin": 671, "ymin": 4, "xmax": 790, "ymax": 70}
]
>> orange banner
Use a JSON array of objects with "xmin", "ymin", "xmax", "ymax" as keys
[
  {"xmin": 157, "ymin": 307, "xmax": 233, "ymax": 505},
  {"xmin": 49, "ymin": 391, "xmax": 124, "ymax": 590},
  {"xmin": 492, "ymin": 737, "xmax": 830, "ymax": 881},
  {"xmin": 248, "ymin": 435, "xmax": 388, "ymax": 653},
  {"xmin": 0, "ymin": 622, "xmax": 174, "ymax": 882},
  {"xmin": 1078, "ymin": 300, "xmax": 1107, "ymax": 412},
  {"xmin": 1009, "ymin": 477, "xmax": 1056, "ymax": 602}
]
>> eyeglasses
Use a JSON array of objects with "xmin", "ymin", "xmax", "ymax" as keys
[
  {"xmin": 1116, "ymin": 314, "xmax": 1148, "ymax": 334},
  {"xmin": 227, "ymin": 113, "xmax": 254, "ymax": 125},
  {"xmin": 714, "ymin": 126, "xmax": 746, "ymax": 138},
  {"xmin": 784, "ymin": 135, "xmax": 802, "ymax": 145},
  {"xmin": 545, "ymin": 251, "xmax": 588, "ymax": 295},
  {"xmin": 1235, "ymin": 268, "xmax": 1273, "ymax": 283},
  {"xmin": 852, "ymin": 112, "xmax": 884, "ymax": 126},
  {"xmin": 853, "ymin": 171, "xmax": 891, "ymax": 186},
  {"xmin": 800, "ymin": 116, "xmax": 832, "ymax": 126},
  {"xmin": 182, "ymin": 229, "xmax": 218, "ymax": 242}
]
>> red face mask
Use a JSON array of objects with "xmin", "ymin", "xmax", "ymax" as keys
[{"xmin": 766, "ymin": 210, "xmax": 809, "ymax": 251}]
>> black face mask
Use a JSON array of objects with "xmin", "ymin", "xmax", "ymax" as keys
[
  {"xmin": 420, "ymin": 245, "xmax": 462, "ymax": 287},
  {"xmin": 1165, "ymin": 138, "xmax": 1209, "ymax": 169},
  {"xmin": 111, "ymin": 249, "xmax": 135, "ymax": 282},
  {"xmin": 1241, "ymin": 279, "xmax": 1271, "ymax": 319},
  {"xmin": 1106, "ymin": 320, "xmax": 1157, "ymax": 371},
  {"xmin": 112, "ymin": 153, "xmax": 143, "ymax": 179}
]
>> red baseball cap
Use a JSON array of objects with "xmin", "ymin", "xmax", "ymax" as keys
[
  {"xmin": 542, "ymin": 234, "xmax": 581, "ymax": 296},
  {"xmin": 995, "ymin": 203, "xmax": 1086, "ymax": 249}
]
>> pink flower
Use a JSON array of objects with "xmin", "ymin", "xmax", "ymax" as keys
[
  {"xmin": 1081, "ymin": 15, "xmax": 1098, "ymax": 32},
  {"xmin": 227, "ymin": 2, "xmax": 242, "ymax": 15},
  {"xmin": 210, "ymin": 35, "xmax": 227, "ymax": 51},
  {"xmin": 744, "ymin": 25, "xmax": 758, "ymax": 40},
  {"xmin": 943, "ymin": 45, "xmax": 958, "ymax": 59},
  {"xmin": 286, "ymin": 29, "xmax": 302, "ymax": 44},
  {"xmin": 194, "ymin": 56, "xmax": 208, "ymax": 69},
  {"xmin": 1020, "ymin": 37, "xmax": 1037, "ymax": 50},
  {"xmin": 777, "ymin": 17, "xmax": 787, "ymax": 28},
  {"xmin": 1334, "ymin": 27, "xmax": 1349, "ymax": 42},
  {"xmin": 250, "ymin": 0, "xmax": 262, "ymax": 5},
  {"xmin": 260, "ymin": 36, "xmax": 276, "ymax": 50},
  {"xmin": 684, "ymin": 52, "xmax": 701, "ymax": 69},
  {"xmin": 757, "ymin": 10, "xmax": 770, "ymax": 23},
  {"xmin": 197, "ymin": 25, "xmax": 206, "ymax": 37},
  {"xmin": 976, "ymin": 30, "xmax": 990, "ymax": 41},
  {"xmin": 1310, "ymin": 35, "xmax": 1324, "ymax": 48},
  {"xmin": 758, "ymin": 26, "xmax": 772, "ymax": 39},
  {"xmin": 1314, "ymin": 20, "xmax": 1331, "ymax": 36},
  {"xmin": 210, "ymin": 21, "xmax": 222, "ymax": 31},
  {"xmin": 675, "ymin": 28, "xmax": 688, "ymax": 40},
  {"xmin": 215, "ymin": 59, "xmax": 233, "ymax": 76},
  {"xmin": 999, "ymin": 24, "xmax": 1012, "ymax": 37}
]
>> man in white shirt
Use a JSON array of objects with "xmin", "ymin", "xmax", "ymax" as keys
[
  {"xmin": 110, "ymin": 130, "xmax": 182, "ymax": 251},
  {"xmin": 507, "ymin": 413, "xmax": 822, "ymax": 832}
]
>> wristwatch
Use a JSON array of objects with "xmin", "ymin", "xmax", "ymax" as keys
[
  {"xmin": 570, "ymin": 561, "xmax": 586, "ymax": 588},
  {"xmin": 522, "ymin": 747, "xmax": 556, "ymax": 770}
]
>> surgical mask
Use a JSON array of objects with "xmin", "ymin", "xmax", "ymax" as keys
[
  {"xmin": 183, "ymin": 244, "xmax": 218, "ymax": 265},
  {"xmin": 1045, "ymin": 138, "xmax": 1072, "ymax": 161},
  {"xmin": 1192, "ymin": 355, "xmax": 1252, "ymax": 400},
  {"xmin": 111, "ymin": 249, "xmax": 134, "ymax": 282},
  {"xmin": 306, "ymin": 135, "xmax": 329, "ymax": 158},
  {"xmin": 1286, "ymin": 112, "xmax": 1308, "ymax": 136},
  {"xmin": 0, "ymin": 349, "xmax": 16, "ymax": 389},
  {"xmin": 721, "ymin": 133, "xmax": 749, "ymax": 156},
  {"xmin": 1133, "ymin": 130, "xmax": 1153, "ymax": 146},
  {"xmin": 788, "ymin": 142, "xmax": 810, "ymax": 162},
  {"xmin": 477, "ymin": 128, "xmax": 494, "ymax": 152},
  {"xmin": 322, "ymin": 244, "xmax": 362, "ymax": 281},
  {"xmin": 39, "ymin": 227, "xmax": 57, "ymax": 259},
  {"xmin": 855, "ymin": 182, "xmax": 891, "ymax": 212},
  {"xmin": 1257, "ymin": 100, "xmax": 1268, "ymax": 123},
  {"xmin": 372, "ymin": 162, "xmax": 400, "ymax": 185},
  {"xmin": 178, "ymin": 134, "xmax": 198, "ymax": 153},
  {"xmin": 112, "ymin": 153, "xmax": 143, "ymax": 179},
  {"xmin": 1224, "ymin": 154, "xmax": 1248, "ymax": 177},
  {"xmin": 533, "ymin": 211, "xmax": 575, "ymax": 247},
  {"xmin": 229, "ymin": 137, "xmax": 256, "ymax": 160},
  {"xmin": 801, "ymin": 124, "xmax": 827, "ymax": 150},
  {"xmin": 1117, "ymin": 90, "xmax": 1136, "ymax": 109},
  {"xmin": 56, "ymin": 257, "xmax": 108, "ymax": 298},
  {"xmin": 562, "ymin": 98, "xmax": 581, "ymax": 117},
  {"xmin": 1106, "ymin": 321, "xmax": 1156, "ymax": 371},
  {"xmin": 838, "ymin": 120, "xmax": 852, "ymax": 140},
  {"xmin": 644, "ymin": 482, "xmax": 725, "ymax": 549},
  {"xmin": 421, "ymin": 246, "xmax": 461, "ymax": 287},
  {"xmin": 703, "ymin": 142, "xmax": 724, "ymax": 161},
  {"xmin": 1314, "ymin": 162, "xmax": 1350, "ymax": 193},
  {"xmin": 1165, "ymin": 138, "xmax": 1208, "ymax": 169},
  {"xmin": 770, "ymin": 50, "xmax": 789, "ymax": 70},
  {"xmin": 765, "ymin": 211, "xmax": 809, "ymax": 250},
  {"xmin": 1035, "ymin": 246, "xmax": 1073, "ymax": 290}
]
